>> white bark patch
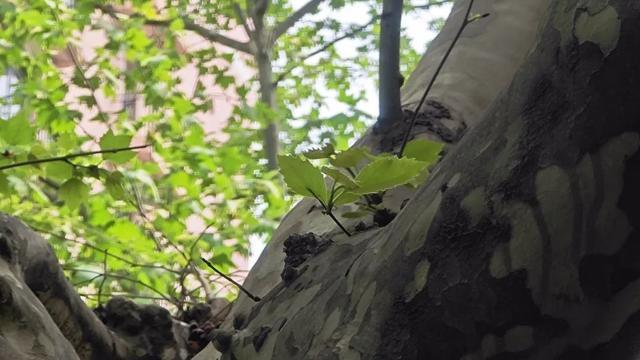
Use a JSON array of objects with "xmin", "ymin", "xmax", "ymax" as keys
[
  {"xmin": 536, "ymin": 166, "xmax": 584, "ymax": 307},
  {"xmin": 591, "ymin": 132, "xmax": 639, "ymax": 255},
  {"xmin": 575, "ymin": 6, "xmax": 621, "ymax": 56},
  {"xmin": 337, "ymin": 281, "xmax": 376, "ymax": 360},
  {"xmin": 403, "ymin": 192, "xmax": 443, "ymax": 256},
  {"xmin": 490, "ymin": 201, "xmax": 543, "ymax": 296},
  {"xmin": 403, "ymin": 258, "xmax": 431, "ymax": 302},
  {"xmin": 461, "ymin": 187, "xmax": 488, "ymax": 227}
]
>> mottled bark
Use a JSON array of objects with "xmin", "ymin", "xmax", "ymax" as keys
[
  {"xmin": 223, "ymin": 0, "xmax": 552, "ymax": 335},
  {"xmin": 216, "ymin": 0, "xmax": 640, "ymax": 359}
]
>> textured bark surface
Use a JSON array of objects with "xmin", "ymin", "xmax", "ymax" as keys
[
  {"xmin": 0, "ymin": 214, "xmax": 191, "ymax": 360},
  {"xmin": 223, "ymin": 0, "xmax": 553, "ymax": 330},
  {"xmin": 216, "ymin": 0, "xmax": 640, "ymax": 358}
]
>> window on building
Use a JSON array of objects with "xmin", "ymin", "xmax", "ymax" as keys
[{"xmin": 0, "ymin": 69, "xmax": 20, "ymax": 120}]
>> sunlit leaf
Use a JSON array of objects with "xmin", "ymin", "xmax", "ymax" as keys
[
  {"xmin": 354, "ymin": 157, "xmax": 428, "ymax": 194},
  {"xmin": 58, "ymin": 178, "xmax": 89, "ymax": 209},
  {"xmin": 278, "ymin": 155, "xmax": 327, "ymax": 204},
  {"xmin": 99, "ymin": 130, "xmax": 135, "ymax": 164}
]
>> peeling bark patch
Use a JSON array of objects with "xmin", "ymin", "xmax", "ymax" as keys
[
  {"xmin": 461, "ymin": 187, "xmax": 488, "ymax": 227},
  {"xmin": 575, "ymin": 6, "xmax": 621, "ymax": 56},
  {"xmin": 403, "ymin": 258, "xmax": 431, "ymax": 302},
  {"xmin": 404, "ymin": 192, "xmax": 442, "ymax": 256}
]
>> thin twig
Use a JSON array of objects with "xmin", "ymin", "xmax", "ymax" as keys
[
  {"xmin": 201, "ymin": 257, "xmax": 261, "ymax": 302},
  {"xmin": 66, "ymin": 44, "xmax": 108, "ymax": 123},
  {"xmin": 274, "ymin": 16, "xmax": 378, "ymax": 85},
  {"xmin": 32, "ymin": 226, "xmax": 181, "ymax": 274},
  {"xmin": 97, "ymin": 250, "xmax": 108, "ymax": 305},
  {"xmin": 64, "ymin": 267, "xmax": 175, "ymax": 304},
  {"xmin": 0, "ymin": 144, "xmax": 150, "ymax": 171},
  {"xmin": 398, "ymin": 0, "xmax": 486, "ymax": 157}
]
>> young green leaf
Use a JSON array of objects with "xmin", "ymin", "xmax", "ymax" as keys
[
  {"xmin": 278, "ymin": 155, "xmax": 328, "ymax": 204},
  {"xmin": 321, "ymin": 166, "xmax": 358, "ymax": 189},
  {"xmin": 330, "ymin": 147, "xmax": 370, "ymax": 168},
  {"xmin": 99, "ymin": 130, "xmax": 135, "ymax": 164},
  {"xmin": 403, "ymin": 139, "xmax": 444, "ymax": 163},
  {"xmin": 332, "ymin": 189, "xmax": 361, "ymax": 206},
  {"xmin": 58, "ymin": 178, "xmax": 90, "ymax": 209},
  {"xmin": 302, "ymin": 143, "xmax": 335, "ymax": 159},
  {"xmin": 44, "ymin": 162, "xmax": 73, "ymax": 182},
  {"xmin": 354, "ymin": 157, "xmax": 428, "ymax": 194}
]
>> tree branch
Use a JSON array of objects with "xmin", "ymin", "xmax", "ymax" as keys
[
  {"xmin": 96, "ymin": 4, "xmax": 253, "ymax": 54},
  {"xmin": 273, "ymin": 16, "xmax": 378, "ymax": 85},
  {"xmin": 271, "ymin": 0, "xmax": 324, "ymax": 42},
  {"xmin": 0, "ymin": 144, "xmax": 150, "ymax": 171},
  {"xmin": 408, "ymin": 0, "xmax": 452, "ymax": 10},
  {"xmin": 398, "ymin": 0, "xmax": 486, "ymax": 156}
]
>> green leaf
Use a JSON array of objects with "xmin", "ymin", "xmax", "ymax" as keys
[
  {"xmin": 330, "ymin": 147, "xmax": 370, "ymax": 168},
  {"xmin": 105, "ymin": 171, "xmax": 127, "ymax": 200},
  {"xmin": 278, "ymin": 155, "xmax": 327, "ymax": 204},
  {"xmin": 0, "ymin": 174, "xmax": 8, "ymax": 194},
  {"xmin": 99, "ymin": 130, "xmax": 135, "ymax": 164},
  {"xmin": 404, "ymin": 139, "xmax": 443, "ymax": 163},
  {"xmin": 44, "ymin": 161, "xmax": 73, "ymax": 181},
  {"xmin": 302, "ymin": 143, "xmax": 335, "ymax": 159},
  {"xmin": 321, "ymin": 166, "xmax": 358, "ymax": 189},
  {"xmin": 333, "ymin": 190, "xmax": 360, "ymax": 206},
  {"xmin": 0, "ymin": 114, "xmax": 34, "ymax": 145},
  {"xmin": 58, "ymin": 178, "xmax": 90, "ymax": 209},
  {"xmin": 354, "ymin": 157, "xmax": 428, "ymax": 194}
]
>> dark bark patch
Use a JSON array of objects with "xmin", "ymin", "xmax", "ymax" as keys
[
  {"xmin": 252, "ymin": 325, "xmax": 271, "ymax": 352},
  {"xmin": 0, "ymin": 277, "xmax": 12, "ymax": 306},
  {"xmin": 0, "ymin": 233, "xmax": 12, "ymax": 262},
  {"xmin": 373, "ymin": 208, "xmax": 396, "ymax": 227},
  {"xmin": 281, "ymin": 233, "xmax": 331, "ymax": 285}
]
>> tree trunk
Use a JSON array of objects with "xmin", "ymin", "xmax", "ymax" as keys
[
  {"xmin": 2, "ymin": 0, "xmax": 639, "ymax": 359},
  {"xmin": 216, "ymin": 0, "xmax": 640, "ymax": 358}
]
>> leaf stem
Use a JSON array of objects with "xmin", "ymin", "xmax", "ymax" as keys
[
  {"xmin": 326, "ymin": 210, "xmax": 352, "ymax": 237},
  {"xmin": 0, "ymin": 144, "xmax": 150, "ymax": 171},
  {"xmin": 201, "ymin": 257, "xmax": 261, "ymax": 302},
  {"xmin": 398, "ymin": 0, "xmax": 483, "ymax": 157}
]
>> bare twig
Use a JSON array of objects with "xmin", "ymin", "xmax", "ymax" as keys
[
  {"xmin": 96, "ymin": 4, "xmax": 253, "ymax": 54},
  {"xmin": 271, "ymin": 0, "xmax": 324, "ymax": 42},
  {"xmin": 0, "ymin": 144, "xmax": 150, "ymax": 171},
  {"xmin": 64, "ymin": 267, "xmax": 175, "ymax": 304},
  {"xmin": 97, "ymin": 250, "xmax": 108, "ymax": 305},
  {"xmin": 398, "ymin": 0, "xmax": 487, "ymax": 156},
  {"xmin": 233, "ymin": 3, "xmax": 254, "ymax": 41},
  {"xmin": 274, "ymin": 16, "xmax": 378, "ymax": 85},
  {"xmin": 201, "ymin": 257, "xmax": 261, "ymax": 302},
  {"xmin": 408, "ymin": 0, "xmax": 452, "ymax": 10}
]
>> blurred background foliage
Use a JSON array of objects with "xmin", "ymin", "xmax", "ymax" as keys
[{"xmin": 0, "ymin": 0, "xmax": 448, "ymax": 313}]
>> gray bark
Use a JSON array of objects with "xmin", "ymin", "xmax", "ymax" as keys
[{"xmin": 217, "ymin": 0, "xmax": 640, "ymax": 358}]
